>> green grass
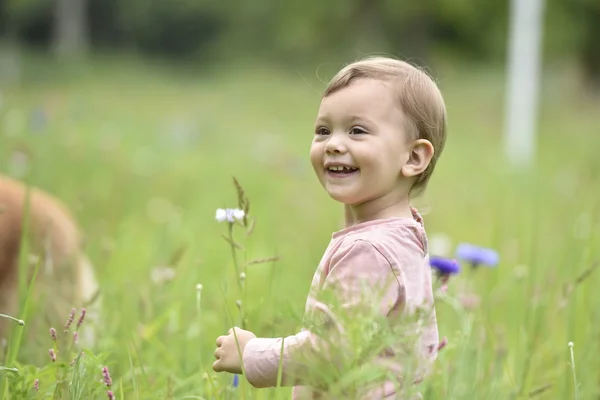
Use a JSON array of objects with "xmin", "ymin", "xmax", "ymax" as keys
[{"xmin": 0, "ymin": 53, "xmax": 599, "ymax": 399}]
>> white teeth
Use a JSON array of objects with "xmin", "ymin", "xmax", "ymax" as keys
[{"xmin": 327, "ymin": 165, "xmax": 357, "ymax": 171}]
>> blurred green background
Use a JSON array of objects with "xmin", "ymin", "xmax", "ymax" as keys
[{"xmin": 1, "ymin": 0, "xmax": 599, "ymax": 399}]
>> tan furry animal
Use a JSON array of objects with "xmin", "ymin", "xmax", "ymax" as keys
[{"xmin": 0, "ymin": 175, "xmax": 99, "ymax": 352}]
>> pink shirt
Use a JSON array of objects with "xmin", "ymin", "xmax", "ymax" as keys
[{"xmin": 242, "ymin": 209, "xmax": 439, "ymax": 399}]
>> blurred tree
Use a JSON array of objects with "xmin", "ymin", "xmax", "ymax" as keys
[
  {"xmin": 52, "ymin": 0, "xmax": 89, "ymax": 56},
  {"xmin": 114, "ymin": 0, "xmax": 226, "ymax": 59},
  {"xmin": 5, "ymin": 0, "xmax": 53, "ymax": 47},
  {"xmin": 570, "ymin": 0, "xmax": 600, "ymax": 91},
  {"xmin": 381, "ymin": 2, "xmax": 435, "ymax": 65},
  {"xmin": 0, "ymin": 0, "xmax": 6, "ymax": 35},
  {"xmin": 353, "ymin": 0, "xmax": 389, "ymax": 57},
  {"xmin": 0, "ymin": 0, "xmax": 597, "ymax": 85}
]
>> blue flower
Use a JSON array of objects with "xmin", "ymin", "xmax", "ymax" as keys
[
  {"xmin": 232, "ymin": 374, "xmax": 239, "ymax": 388},
  {"xmin": 455, "ymin": 243, "xmax": 499, "ymax": 267},
  {"xmin": 429, "ymin": 256, "xmax": 461, "ymax": 275}
]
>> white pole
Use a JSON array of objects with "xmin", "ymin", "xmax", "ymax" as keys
[{"xmin": 504, "ymin": 0, "xmax": 545, "ymax": 168}]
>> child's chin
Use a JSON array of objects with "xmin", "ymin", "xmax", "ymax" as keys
[{"xmin": 327, "ymin": 191, "xmax": 359, "ymax": 205}]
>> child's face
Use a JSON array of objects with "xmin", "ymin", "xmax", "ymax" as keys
[{"xmin": 310, "ymin": 78, "xmax": 413, "ymax": 206}]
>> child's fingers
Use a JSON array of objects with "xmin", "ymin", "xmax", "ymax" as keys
[
  {"xmin": 212, "ymin": 359, "xmax": 223, "ymax": 372},
  {"xmin": 214, "ymin": 346, "xmax": 223, "ymax": 360},
  {"xmin": 216, "ymin": 335, "xmax": 225, "ymax": 346}
]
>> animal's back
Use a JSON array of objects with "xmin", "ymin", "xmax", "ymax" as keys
[
  {"xmin": 0, "ymin": 175, "xmax": 95, "ymax": 357},
  {"xmin": 0, "ymin": 175, "xmax": 81, "ymax": 262}
]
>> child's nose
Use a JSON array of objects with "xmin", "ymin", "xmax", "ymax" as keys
[{"xmin": 325, "ymin": 134, "xmax": 347, "ymax": 154}]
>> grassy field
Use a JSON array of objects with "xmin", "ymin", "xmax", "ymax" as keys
[{"xmin": 0, "ymin": 53, "xmax": 599, "ymax": 399}]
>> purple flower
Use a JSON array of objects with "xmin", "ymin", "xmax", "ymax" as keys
[
  {"xmin": 64, "ymin": 308, "xmax": 76, "ymax": 333},
  {"xmin": 233, "ymin": 374, "xmax": 239, "ymax": 388},
  {"xmin": 77, "ymin": 308, "xmax": 86, "ymax": 329},
  {"xmin": 102, "ymin": 366, "xmax": 113, "ymax": 387},
  {"xmin": 429, "ymin": 256, "xmax": 461, "ymax": 275},
  {"xmin": 455, "ymin": 243, "xmax": 499, "ymax": 267}
]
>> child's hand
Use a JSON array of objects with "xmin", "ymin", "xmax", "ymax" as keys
[{"xmin": 213, "ymin": 326, "xmax": 257, "ymax": 374}]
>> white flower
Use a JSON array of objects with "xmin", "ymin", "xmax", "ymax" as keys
[
  {"xmin": 215, "ymin": 208, "xmax": 245, "ymax": 223},
  {"xmin": 232, "ymin": 209, "xmax": 245, "ymax": 221},
  {"xmin": 215, "ymin": 208, "xmax": 228, "ymax": 222}
]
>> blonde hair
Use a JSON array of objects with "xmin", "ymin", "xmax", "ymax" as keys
[{"xmin": 323, "ymin": 56, "xmax": 447, "ymax": 196}]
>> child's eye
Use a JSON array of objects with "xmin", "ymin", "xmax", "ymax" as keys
[
  {"xmin": 315, "ymin": 127, "xmax": 330, "ymax": 136},
  {"xmin": 350, "ymin": 127, "xmax": 367, "ymax": 135}
]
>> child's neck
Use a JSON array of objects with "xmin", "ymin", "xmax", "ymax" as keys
[{"xmin": 345, "ymin": 195, "xmax": 413, "ymax": 226}]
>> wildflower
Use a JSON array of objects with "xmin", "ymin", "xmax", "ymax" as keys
[
  {"xmin": 102, "ymin": 366, "xmax": 113, "ymax": 387},
  {"xmin": 233, "ymin": 373, "xmax": 239, "ymax": 388},
  {"xmin": 49, "ymin": 327, "xmax": 57, "ymax": 341},
  {"xmin": 239, "ymin": 272, "xmax": 246, "ymax": 283},
  {"xmin": 429, "ymin": 256, "xmax": 461, "ymax": 275},
  {"xmin": 429, "ymin": 256, "xmax": 460, "ymax": 293},
  {"xmin": 33, "ymin": 379, "xmax": 39, "ymax": 392},
  {"xmin": 49, "ymin": 348, "xmax": 56, "ymax": 362},
  {"xmin": 236, "ymin": 300, "xmax": 242, "ymax": 310},
  {"xmin": 73, "ymin": 331, "xmax": 79, "ymax": 344},
  {"xmin": 64, "ymin": 308, "xmax": 76, "ymax": 332},
  {"xmin": 455, "ymin": 243, "xmax": 499, "ymax": 267},
  {"xmin": 215, "ymin": 208, "xmax": 245, "ymax": 223},
  {"xmin": 107, "ymin": 390, "xmax": 115, "ymax": 400},
  {"xmin": 77, "ymin": 308, "xmax": 86, "ymax": 329}
]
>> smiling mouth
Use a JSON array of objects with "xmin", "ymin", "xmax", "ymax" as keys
[{"xmin": 325, "ymin": 165, "xmax": 359, "ymax": 177}]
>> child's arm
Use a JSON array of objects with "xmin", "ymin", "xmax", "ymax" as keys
[{"xmin": 242, "ymin": 239, "xmax": 402, "ymax": 388}]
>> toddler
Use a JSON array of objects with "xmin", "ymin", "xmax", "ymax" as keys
[{"xmin": 213, "ymin": 56, "xmax": 447, "ymax": 399}]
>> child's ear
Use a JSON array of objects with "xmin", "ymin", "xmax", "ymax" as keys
[{"xmin": 401, "ymin": 139, "xmax": 434, "ymax": 178}]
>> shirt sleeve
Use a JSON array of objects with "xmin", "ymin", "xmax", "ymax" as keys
[{"xmin": 242, "ymin": 239, "xmax": 402, "ymax": 388}]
